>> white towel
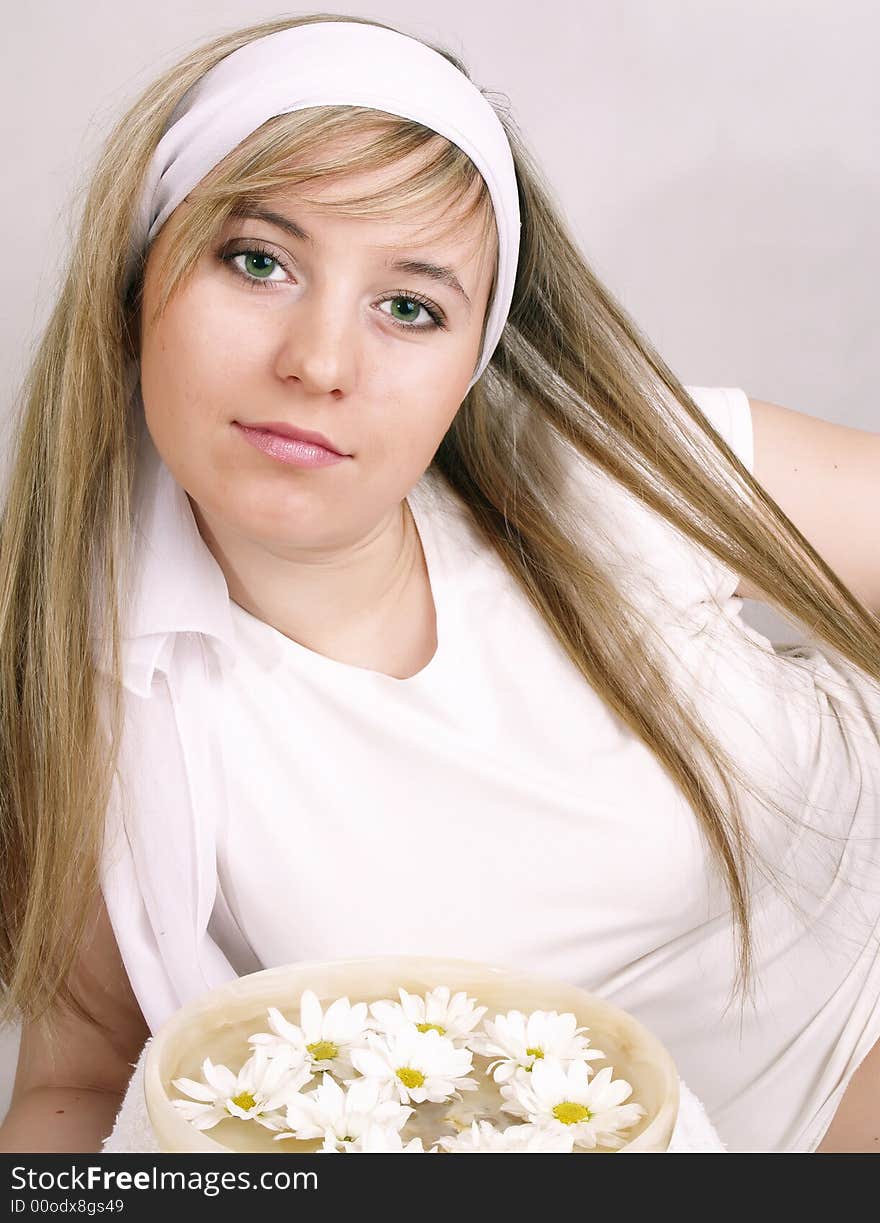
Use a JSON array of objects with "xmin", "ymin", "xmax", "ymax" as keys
[{"xmin": 101, "ymin": 1038, "xmax": 728, "ymax": 1153}]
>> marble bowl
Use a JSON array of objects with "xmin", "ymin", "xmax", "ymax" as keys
[{"xmin": 145, "ymin": 956, "xmax": 679, "ymax": 1152}]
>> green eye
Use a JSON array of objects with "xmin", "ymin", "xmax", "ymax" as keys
[
  {"xmin": 220, "ymin": 243, "xmax": 447, "ymax": 332},
  {"xmin": 384, "ymin": 298, "xmax": 430, "ymax": 325},
  {"xmin": 242, "ymin": 252, "xmax": 276, "ymax": 279},
  {"xmin": 221, "ymin": 244, "xmax": 287, "ymax": 287}
]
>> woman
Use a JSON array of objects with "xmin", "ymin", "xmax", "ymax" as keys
[{"xmin": 0, "ymin": 13, "xmax": 877, "ymax": 1153}]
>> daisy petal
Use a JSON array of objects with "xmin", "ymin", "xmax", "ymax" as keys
[
  {"xmin": 266, "ymin": 1006, "xmax": 303, "ymax": 1045},
  {"xmin": 299, "ymin": 990, "xmax": 323, "ymax": 1038},
  {"xmin": 201, "ymin": 1057, "xmax": 237, "ymax": 1097},
  {"xmin": 348, "ymin": 1047, "xmax": 390, "ymax": 1080},
  {"xmin": 171, "ymin": 1076, "xmax": 218, "ymax": 1103}
]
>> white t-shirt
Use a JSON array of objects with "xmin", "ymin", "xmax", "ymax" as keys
[{"xmin": 98, "ymin": 385, "xmax": 880, "ymax": 1154}]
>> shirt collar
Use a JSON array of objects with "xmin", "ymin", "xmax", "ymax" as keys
[{"xmin": 93, "ymin": 399, "xmax": 236, "ymax": 697}]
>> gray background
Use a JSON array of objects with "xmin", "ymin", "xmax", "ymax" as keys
[{"xmin": 1, "ymin": 0, "xmax": 876, "ymax": 1122}]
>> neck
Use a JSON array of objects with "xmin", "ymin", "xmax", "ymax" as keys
[{"xmin": 191, "ymin": 495, "xmax": 423, "ymax": 656}]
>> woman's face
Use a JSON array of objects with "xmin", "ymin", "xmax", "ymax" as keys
[{"xmin": 137, "ymin": 148, "xmax": 497, "ymax": 558}]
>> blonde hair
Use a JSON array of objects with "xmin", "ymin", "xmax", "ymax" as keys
[{"xmin": 2, "ymin": 11, "xmax": 879, "ymax": 1044}]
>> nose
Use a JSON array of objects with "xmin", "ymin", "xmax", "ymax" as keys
[{"xmin": 273, "ymin": 285, "xmax": 358, "ymax": 394}]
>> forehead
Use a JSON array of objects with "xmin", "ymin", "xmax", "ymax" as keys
[
  {"xmin": 147, "ymin": 126, "xmax": 499, "ymax": 309},
  {"xmin": 236, "ymin": 129, "xmax": 496, "ymax": 262}
]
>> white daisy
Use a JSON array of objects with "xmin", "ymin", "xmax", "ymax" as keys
[
  {"xmin": 349, "ymin": 1027, "xmax": 479, "ymax": 1105},
  {"xmin": 367, "ymin": 986, "xmax": 488, "ymax": 1046},
  {"xmin": 469, "ymin": 1008, "xmax": 606, "ymax": 1083},
  {"xmin": 171, "ymin": 1045, "xmax": 313, "ymax": 1132},
  {"xmin": 435, "ymin": 1119, "xmax": 575, "ymax": 1152},
  {"xmin": 319, "ymin": 1123, "xmax": 429, "ymax": 1153},
  {"xmin": 248, "ymin": 990, "xmax": 371, "ymax": 1079},
  {"xmin": 271, "ymin": 1072, "xmax": 412, "ymax": 1147},
  {"xmin": 501, "ymin": 1058, "xmax": 647, "ymax": 1149}
]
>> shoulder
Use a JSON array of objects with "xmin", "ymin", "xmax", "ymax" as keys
[
  {"xmin": 559, "ymin": 384, "xmax": 753, "ymax": 612},
  {"xmin": 684, "ymin": 386, "xmax": 754, "ymax": 475}
]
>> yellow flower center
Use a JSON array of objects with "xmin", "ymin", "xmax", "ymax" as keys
[
  {"xmin": 521, "ymin": 1047, "xmax": 545, "ymax": 1072},
  {"xmin": 416, "ymin": 1022, "xmax": 446, "ymax": 1035},
  {"xmin": 228, "ymin": 1091, "xmax": 257, "ymax": 1113},
  {"xmin": 396, "ymin": 1066, "xmax": 426, "ymax": 1089},
  {"xmin": 307, "ymin": 1040, "xmax": 339, "ymax": 1062},
  {"xmin": 553, "ymin": 1100, "xmax": 592, "ymax": 1126}
]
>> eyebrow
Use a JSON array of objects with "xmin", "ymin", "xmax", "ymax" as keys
[{"xmin": 228, "ymin": 204, "xmax": 472, "ymax": 312}]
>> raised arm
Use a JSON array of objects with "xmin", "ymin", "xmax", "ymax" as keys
[{"xmin": 736, "ymin": 396, "xmax": 880, "ymax": 613}]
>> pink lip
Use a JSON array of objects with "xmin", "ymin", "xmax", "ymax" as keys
[
  {"xmin": 234, "ymin": 422, "xmax": 350, "ymax": 469},
  {"xmin": 238, "ymin": 420, "xmax": 346, "ymax": 454}
]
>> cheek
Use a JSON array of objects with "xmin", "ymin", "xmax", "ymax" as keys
[
  {"xmin": 141, "ymin": 294, "xmax": 261, "ymax": 431},
  {"xmin": 372, "ymin": 387, "xmax": 464, "ymax": 476}
]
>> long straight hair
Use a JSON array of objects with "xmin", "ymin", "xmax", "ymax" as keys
[{"xmin": 2, "ymin": 11, "xmax": 878, "ymax": 1045}]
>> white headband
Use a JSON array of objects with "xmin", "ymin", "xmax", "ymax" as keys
[{"xmin": 127, "ymin": 21, "xmax": 521, "ymax": 393}]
